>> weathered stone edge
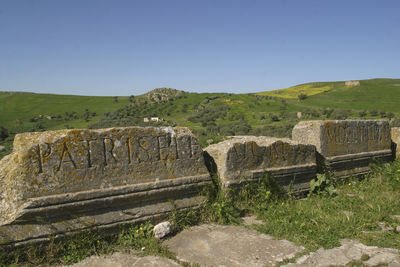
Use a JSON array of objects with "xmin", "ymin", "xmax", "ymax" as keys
[
  {"xmin": 0, "ymin": 196, "xmax": 204, "ymax": 247},
  {"xmin": 25, "ymin": 174, "xmax": 211, "ymax": 209}
]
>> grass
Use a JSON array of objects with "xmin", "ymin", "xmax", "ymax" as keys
[
  {"xmin": 251, "ymin": 162, "xmax": 400, "ymax": 251},
  {"xmin": 0, "ymin": 161, "xmax": 399, "ymax": 266},
  {"xmin": 2, "ymin": 78, "xmax": 400, "ymax": 159},
  {"xmin": 256, "ymin": 82, "xmax": 334, "ymax": 99},
  {"xmin": 1, "ymin": 79, "xmax": 400, "ymax": 264},
  {"xmin": 0, "ymin": 222, "xmax": 175, "ymax": 266}
]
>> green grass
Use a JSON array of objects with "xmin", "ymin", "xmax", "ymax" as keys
[
  {"xmin": 251, "ymin": 162, "xmax": 400, "ymax": 251},
  {"xmin": 256, "ymin": 82, "xmax": 334, "ymax": 98},
  {"xmin": 0, "ymin": 222, "xmax": 175, "ymax": 266},
  {"xmin": 1, "ymin": 161, "xmax": 399, "ymax": 266},
  {"xmin": 2, "ymin": 78, "xmax": 400, "ymax": 158},
  {"xmin": 0, "ymin": 92, "xmax": 129, "ymax": 131}
]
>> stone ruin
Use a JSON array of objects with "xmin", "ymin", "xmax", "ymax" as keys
[
  {"xmin": 0, "ymin": 120, "xmax": 397, "ymax": 247},
  {"xmin": 205, "ymin": 136, "xmax": 316, "ymax": 193},
  {"xmin": 0, "ymin": 127, "xmax": 212, "ymax": 246},
  {"xmin": 391, "ymin": 127, "xmax": 400, "ymax": 158},
  {"xmin": 292, "ymin": 120, "xmax": 393, "ymax": 178}
]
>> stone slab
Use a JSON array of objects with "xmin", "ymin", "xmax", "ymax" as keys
[
  {"xmin": 63, "ymin": 252, "xmax": 180, "ymax": 267},
  {"xmin": 284, "ymin": 239, "xmax": 400, "ymax": 267},
  {"xmin": 292, "ymin": 120, "xmax": 392, "ymax": 178},
  {"xmin": 0, "ymin": 127, "xmax": 212, "ymax": 247},
  {"xmin": 164, "ymin": 224, "xmax": 304, "ymax": 267},
  {"xmin": 392, "ymin": 127, "xmax": 400, "ymax": 158},
  {"xmin": 205, "ymin": 136, "xmax": 316, "ymax": 192}
]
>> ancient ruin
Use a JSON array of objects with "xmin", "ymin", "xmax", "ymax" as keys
[
  {"xmin": 0, "ymin": 127, "xmax": 212, "ymax": 246},
  {"xmin": 391, "ymin": 127, "xmax": 400, "ymax": 158},
  {"xmin": 0, "ymin": 120, "xmax": 396, "ymax": 248},
  {"xmin": 205, "ymin": 136, "xmax": 316, "ymax": 192},
  {"xmin": 292, "ymin": 120, "xmax": 392, "ymax": 178}
]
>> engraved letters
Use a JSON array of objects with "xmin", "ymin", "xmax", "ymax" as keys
[{"xmin": 36, "ymin": 131, "xmax": 201, "ymax": 174}]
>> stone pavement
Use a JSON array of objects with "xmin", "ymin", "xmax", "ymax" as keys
[
  {"xmin": 284, "ymin": 239, "xmax": 400, "ymax": 267},
  {"xmin": 164, "ymin": 224, "xmax": 304, "ymax": 267},
  {"xmin": 68, "ymin": 252, "xmax": 180, "ymax": 267},
  {"xmin": 64, "ymin": 221, "xmax": 400, "ymax": 267}
]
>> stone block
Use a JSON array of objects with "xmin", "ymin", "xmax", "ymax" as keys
[
  {"xmin": 205, "ymin": 136, "xmax": 316, "ymax": 192},
  {"xmin": 391, "ymin": 127, "xmax": 400, "ymax": 158},
  {"xmin": 0, "ymin": 127, "xmax": 211, "ymax": 247},
  {"xmin": 292, "ymin": 120, "xmax": 392, "ymax": 178}
]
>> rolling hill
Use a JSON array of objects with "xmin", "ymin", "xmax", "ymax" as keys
[{"xmin": 1, "ymin": 78, "xmax": 399, "ymax": 159}]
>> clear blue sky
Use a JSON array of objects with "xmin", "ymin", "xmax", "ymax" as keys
[{"xmin": 0, "ymin": 0, "xmax": 399, "ymax": 96}]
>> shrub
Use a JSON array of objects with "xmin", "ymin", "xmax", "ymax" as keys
[
  {"xmin": 270, "ymin": 114, "xmax": 279, "ymax": 122},
  {"xmin": 298, "ymin": 93, "xmax": 307, "ymax": 100},
  {"xmin": 369, "ymin": 109, "xmax": 378, "ymax": 116},
  {"xmin": 358, "ymin": 110, "xmax": 367, "ymax": 117},
  {"xmin": 0, "ymin": 126, "xmax": 9, "ymax": 141},
  {"xmin": 331, "ymin": 109, "xmax": 350, "ymax": 120}
]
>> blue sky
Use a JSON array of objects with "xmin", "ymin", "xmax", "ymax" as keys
[{"xmin": 0, "ymin": 0, "xmax": 399, "ymax": 96}]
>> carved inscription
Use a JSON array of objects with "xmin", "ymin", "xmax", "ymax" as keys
[
  {"xmin": 325, "ymin": 122, "xmax": 390, "ymax": 144},
  {"xmin": 36, "ymin": 134, "xmax": 200, "ymax": 174},
  {"xmin": 227, "ymin": 141, "xmax": 313, "ymax": 171}
]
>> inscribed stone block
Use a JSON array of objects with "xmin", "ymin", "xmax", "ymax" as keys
[
  {"xmin": 292, "ymin": 120, "xmax": 392, "ymax": 178},
  {"xmin": 0, "ymin": 127, "xmax": 211, "ymax": 247},
  {"xmin": 205, "ymin": 136, "xmax": 316, "ymax": 192}
]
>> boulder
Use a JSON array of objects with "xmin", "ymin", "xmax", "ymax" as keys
[
  {"xmin": 0, "ymin": 127, "xmax": 211, "ymax": 247},
  {"xmin": 205, "ymin": 136, "xmax": 316, "ymax": 192},
  {"xmin": 292, "ymin": 120, "xmax": 392, "ymax": 178},
  {"xmin": 153, "ymin": 221, "xmax": 172, "ymax": 239}
]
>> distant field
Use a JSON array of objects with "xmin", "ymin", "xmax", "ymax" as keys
[
  {"xmin": 0, "ymin": 92, "xmax": 129, "ymax": 131},
  {"xmin": 256, "ymin": 82, "xmax": 334, "ymax": 99},
  {"xmin": 1, "ymin": 78, "xmax": 400, "ymax": 158}
]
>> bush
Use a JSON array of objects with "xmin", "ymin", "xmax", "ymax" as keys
[
  {"xmin": 0, "ymin": 126, "xmax": 9, "ymax": 141},
  {"xmin": 298, "ymin": 93, "xmax": 307, "ymax": 100},
  {"xmin": 369, "ymin": 109, "xmax": 378, "ymax": 116},
  {"xmin": 270, "ymin": 114, "xmax": 279, "ymax": 122},
  {"xmin": 331, "ymin": 109, "xmax": 350, "ymax": 120},
  {"xmin": 358, "ymin": 110, "xmax": 367, "ymax": 117}
]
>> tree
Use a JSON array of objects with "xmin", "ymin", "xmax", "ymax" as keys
[
  {"xmin": 129, "ymin": 95, "xmax": 135, "ymax": 103},
  {"xmin": 298, "ymin": 93, "xmax": 307, "ymax": 100},
  {"xmin": 369, "ymin": 109, "xmax": 378, "ymax": 116},
  {"xmin": 270, "ymin": 114, "xmax": 279, "ymax": 122},
  {"xmin": 358, "ymin": 110, "xmax": 367, "ymax": 117},
  {"xmin": 0, "ymin": 126, "xmax": 9, "ymax": 141},
  {"xmin": 114, "ymin": 96, "xmax": 118, "ymax": 103},
  {"xmin": 386, "ymin": 112, "xmax": 395, "ymax": 120}
]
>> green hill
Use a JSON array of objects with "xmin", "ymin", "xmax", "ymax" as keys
[{"xmin": 1, "ymin": 78, "xmax": 400, "ymax": 159}]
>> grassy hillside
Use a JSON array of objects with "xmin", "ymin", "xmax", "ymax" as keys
[
  {"xmin": 257, "ymin": 82, "xmax": 334, "ymax": 99},
  {"xmin": 0, "ymin": 92, "xmax": 130, "ymax": 131},
  {"xmin": 1, "ymin": 78, "xmax": 400, "ymax": 159}
]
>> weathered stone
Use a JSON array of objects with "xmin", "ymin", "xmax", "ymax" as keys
[
  {"xmin": 391, "ymin": 127, "xmax": 400, "ymax": 158},
  {"xmin": 164, "ymin": 224, "xmax": 304, "ymax": 266},
  {"xmin": 292, "ymin": 120, "xmax": 392, "ymax": 178},
  {"xmin": 0, "ymin": 127, "xmax": 211, "ymax": 247},
  {"xmin": 64, "ymin": 251, "xmax": 180, "ymax": 267},
  {"xmin": 153, "ymin": 221, "xmax": 172, "ymax": 239},
  {"xmin": 284, "ymin": 239, "xmax": 400, "ymax": 267},
  {"xmin": 241, "ymin": 215, "xmax": 263, "ymax": 225},
  {"xmin": 205, "ymin": 136, "xmax": 316, "ymax": 192}
]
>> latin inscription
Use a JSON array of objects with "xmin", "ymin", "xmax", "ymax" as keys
[
  {"xmin": 227, "ymin": 141, "xmax": 313, "ymax": 170},
  {"xmin": 325, "ymin": 123, "xmax": 390, "ymax": 145},
  {"xmin": 36, "ymin": 135, "xmax": 200, "ymax": 174}
]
